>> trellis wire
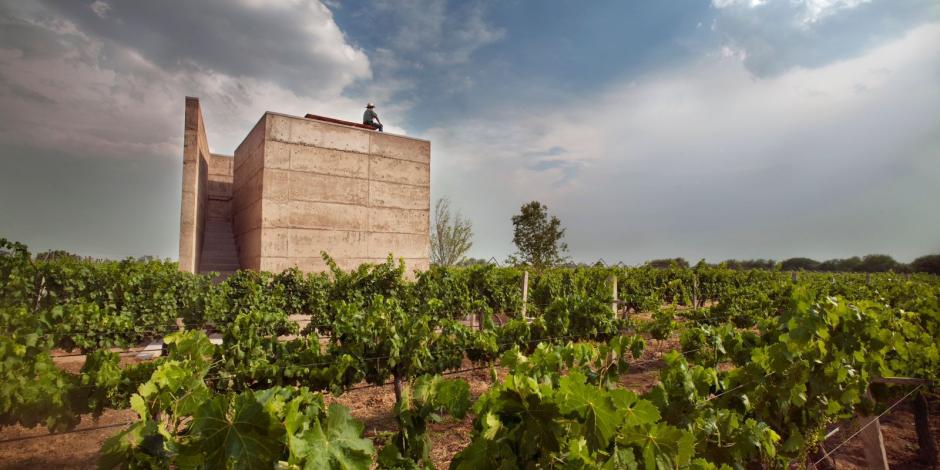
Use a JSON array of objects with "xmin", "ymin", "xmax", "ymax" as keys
[{"xmin": 811, "ymin": 384, "xmax": 924, "ymax": 467}]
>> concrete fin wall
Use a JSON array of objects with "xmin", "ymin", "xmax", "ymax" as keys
[
  {"xmin": 180, "ymin": 97, "xmax": 237, "ymax": 275},
  {"xmin": 179, "ymin": 97, "xmax": 212, "ymax": 273}
]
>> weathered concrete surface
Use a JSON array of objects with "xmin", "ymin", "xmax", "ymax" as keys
[
  {"xmin": 370, "ymin": 155, "xmax": 431, "ymax": 186},
  {"xmin": 368, "ymin": 207, "xmax": 428, "ymax": 234},
  {"xmin": 289, "ymin": 172, "xmax": 368, "ymax": 205},
  {"xmin": 369, "ymin": 180, "xmax": 431, "ymax": 210},
  {"xmin": 251, "ymin": 112, "xmax": 430, "ymax": 273},
  {"xmin": 179, "ymin": 98, "xmax": 211, "ymax": 273},
  {"xmin": 233, "ymin": 115, "xmax": 266, "ymax": 271},
  {"xmin": 290, "ymin": 146, "xmax": 368, "ymax": 178},
  {"xmin": 182, "ymin": 103, "xmax": 431, "ymax": 276}
]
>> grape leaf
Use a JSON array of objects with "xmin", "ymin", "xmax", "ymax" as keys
[
  {"xmin": 557, "ymin": 371, "xmax": 620, "ymax": 450},
  {"xmin": 610, "ymin": 389, "xmax": 661, "ymax": 427},
  {"xmin": 288, "ymin": 403, "xmax": 374, "ymax": 470},
  {"xmin": 184, "ymin": 392, "xmax": 285, "ymax": 470}
]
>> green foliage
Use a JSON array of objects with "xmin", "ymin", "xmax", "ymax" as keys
[
  {"xmin": 508, "ymin": 201, "xmax": 569, "ymax": 270},
  {"xmin": 465, "ymin": 265, "xmax": 524, "ymax": 315},
  {"xmin": 378, "ymin": 375, "xmax": 471, "ymax": 469},
  {"xmin": 543, "ymin": 293, "xmax": 620, "ymax": 341},
  {"xmin": 185, "ymin": 392, "xmax": 285, "ymax": 468},
  {"xmin": 719, "ymin": 259, "xmax": 776, "ymax": 270},
  {"xmin": 0, "ymin": 306, "xmax": 80, "ymax": 431},
  {"xmin": 453, "ymin": 367, "xmax": 696, "ymax": 469},
  {"xmin": 817, "ymin": 256, "xmax": 862, "ymax": 272},
  {"xmin": 328, "ymin": 295, "xmax": 471, "ymax": 399},
  {"xmin": 2, "ymin": 238, "xmax": 939, "ymax": 469},
  {"xmin": 100, "ymin": 331, "xmax": 375, "ymax": 470},
  {"xmin": 910, "ymin": 254, "xmax": 940, "ymax": 275},
  {"xmin": 324, "ymin": 253, "xmax": 411, "ymax": 308},
  {"xmin": 645, "ymin": 305, "xmax": 678, "ymax": 341},
  {"xmin": 528, "ymin": 266, "xmax": 614, "ymax": 314},
  {"xmin": 500, "ymin": 335, "xmax": 645, "ymax": 388},
  {"xmin": 285, "ymin": 399, "xmax": 375, "ymax": 470},
  {"xmin": 414, "ymin": 266, "xmax": 473, "ymax": 319},
  {"xmin": 646, "ymin": 258, "xmax": 690, "ymax": 269},
  {"xmin": 856, "ymin": 254, "xmax": 901, "ymax": 273},
  {"xmin": 779, "ymin": 257, "xmax": 820, "ymax": 271}
]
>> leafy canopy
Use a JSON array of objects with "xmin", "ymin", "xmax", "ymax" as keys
[{"xmin": 508, "ymin": 201, "xmax": 569, "ymax": 270}]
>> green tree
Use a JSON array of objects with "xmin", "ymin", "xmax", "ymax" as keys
[
  {"xmin": 35, "ymin": 250, "xmax": 80, "ymax": 262},
  {"xmin": 456, "ymin": 257, "xmax": 491, "ymax": 266},
  {"xmin": 646, "ymin": 258, "xmax": 690, "ymax": 269},
  {"xmin": 429, "ymin": 197, "xmax": 474, "ymax": 266},
  {"xmin": 779, "ymin": 257, "xmax": 820, "ymax": 271},
  {"xmin": 721, "ymin": 259, "xmax": 776, "ymax": 270},
  {"xmin": 817, "ymin": 256, "xmax": 862, "ymax": 272},
  {"xmin": 508, "ymin": 201, "xmax": 569, "ymax": 270},
  {"xmin": 856, "ymin": 254, "xmax": 900, "ymax": 272},
  {"xmin": 910, "ymin": 254, "xmax": 940, "ymax": 275}
]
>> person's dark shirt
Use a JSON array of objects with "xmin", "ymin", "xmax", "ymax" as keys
[{"xmin": 363, "ymin": 109, "xmax": 378, "ymax": 124}]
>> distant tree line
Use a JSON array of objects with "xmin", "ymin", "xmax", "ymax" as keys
[
  {"xmin": 433, "ymin": 199, "xmax": 940, "ymax": 275},
  {"xmin": 32, "ymin": 250, "xmax": 164, "ymax": 263},
  {"xmin": 641, "ymin": 254, "xmax": 940, "ymax": 275}
]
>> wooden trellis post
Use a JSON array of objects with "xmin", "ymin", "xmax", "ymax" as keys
[
  {"xmin": 521, "ymin": 270, "xmax": 529, "ymax": 319},
  {"xmin": 914, "ymin": 391, "xmax": 939, "ymax": 466},
  {"xmin": 869, "ymin": 377, "xmax": 936, "ymax": 466},
  {"xmin": 608, "ymin": 274, "xmax": 618, "ymax": 315},
  {"xmin": 854, "ymin": 410, "xmax": 889, "ymax": 470}
]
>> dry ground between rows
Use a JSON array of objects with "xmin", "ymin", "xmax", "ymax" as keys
[{"xmin": 1, "ymin": 341, "xmax": 937, "ymax": 469}]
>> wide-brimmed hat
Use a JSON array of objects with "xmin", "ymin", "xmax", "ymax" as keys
[{"xmin": 366, "ymin": 102, "xmax": 375, "ymax": 108}]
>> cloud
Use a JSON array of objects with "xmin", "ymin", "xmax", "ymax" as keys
[
  {"xmin": 712, "ymin": 0, "xmax": 871, "ymax": 24},
  {"xmin": 89, "ymin": 0, "xmax": 109, "ymax": 19},
  {"xmin": 366, "ymin": 0, "xmax": 504, "ymax": 66},
  {"xmin": 431, "ymin": 23, "xmax": 940, "ymax": 262},
  {"xmin": 336, "ymin": 0, "xmax": 505, "ymax": 108},
  {"xmin": 0, "ymin": 0, "xmax": 404, "ymax": 159},
  {"xmin": 709, "ymin": 0, "xmax": 940, "ymax": 77},
  {"xmin": 799, "ymin": 0, "xmax": 870, "ymax": 23},
  {"xmin": 37, "ymin": 0, "xmax": 370, "ymax": 96}
]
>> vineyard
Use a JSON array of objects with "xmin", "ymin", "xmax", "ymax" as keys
[{"xmin": 1, "ymin": 237, "xmax": 938, "ymax": 469}]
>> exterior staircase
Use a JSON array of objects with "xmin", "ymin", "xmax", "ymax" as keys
[
  {"xmin": 199, "ymin": 219, "xmax": 239, "ymax": 275},
  {"xmin": 197, "ymin": 154, "xmax": 239, "ymax": 277}
]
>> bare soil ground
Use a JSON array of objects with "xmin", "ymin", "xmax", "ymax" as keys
[
  {"xmin": 819, "ymin": 394, "xmax": 940, "ymax": 470},
  {"xmin": 1, "ymin": 348, "xmax": 937, "ymax": 469}
]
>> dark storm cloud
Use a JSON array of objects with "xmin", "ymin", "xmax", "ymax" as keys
[
  {"xmin": 0, "ymin": 16, "xmax": 73, "ymax": 60},
  {"xmin": 1, "ymin": 0, "xmax": 938, "ymax": 264},
  {"xmin": 38, "ymin": 0, "xmax": 370, "ymax": 96},
  {"xmin": 0, "ymin": 0, "xmax": 376, "ymax": 259}
]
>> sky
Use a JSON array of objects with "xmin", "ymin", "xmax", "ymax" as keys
[{"xmin": 0, "ymin": 0, "xmax": 938, "ymax": 264}]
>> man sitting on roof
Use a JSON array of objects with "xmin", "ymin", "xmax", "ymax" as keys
[{"xmin": 363, "ymin": 102, "xmax": 383, "ymax": 132}]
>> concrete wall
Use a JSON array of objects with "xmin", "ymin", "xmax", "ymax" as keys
[
  {"xmin": 178, "ymin": 97, "xmax": 212, "ymax": 273},
  {"xmin": 206, "ymin": 154, "xmax": 233, "ymax": 212},
  {"xmin": 232, "ymin": 115, "xmax": 267, "ymax": 270},
  {"xmin": 232, "ymin": 112, "xmax": 430, "ymax": 274}
]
